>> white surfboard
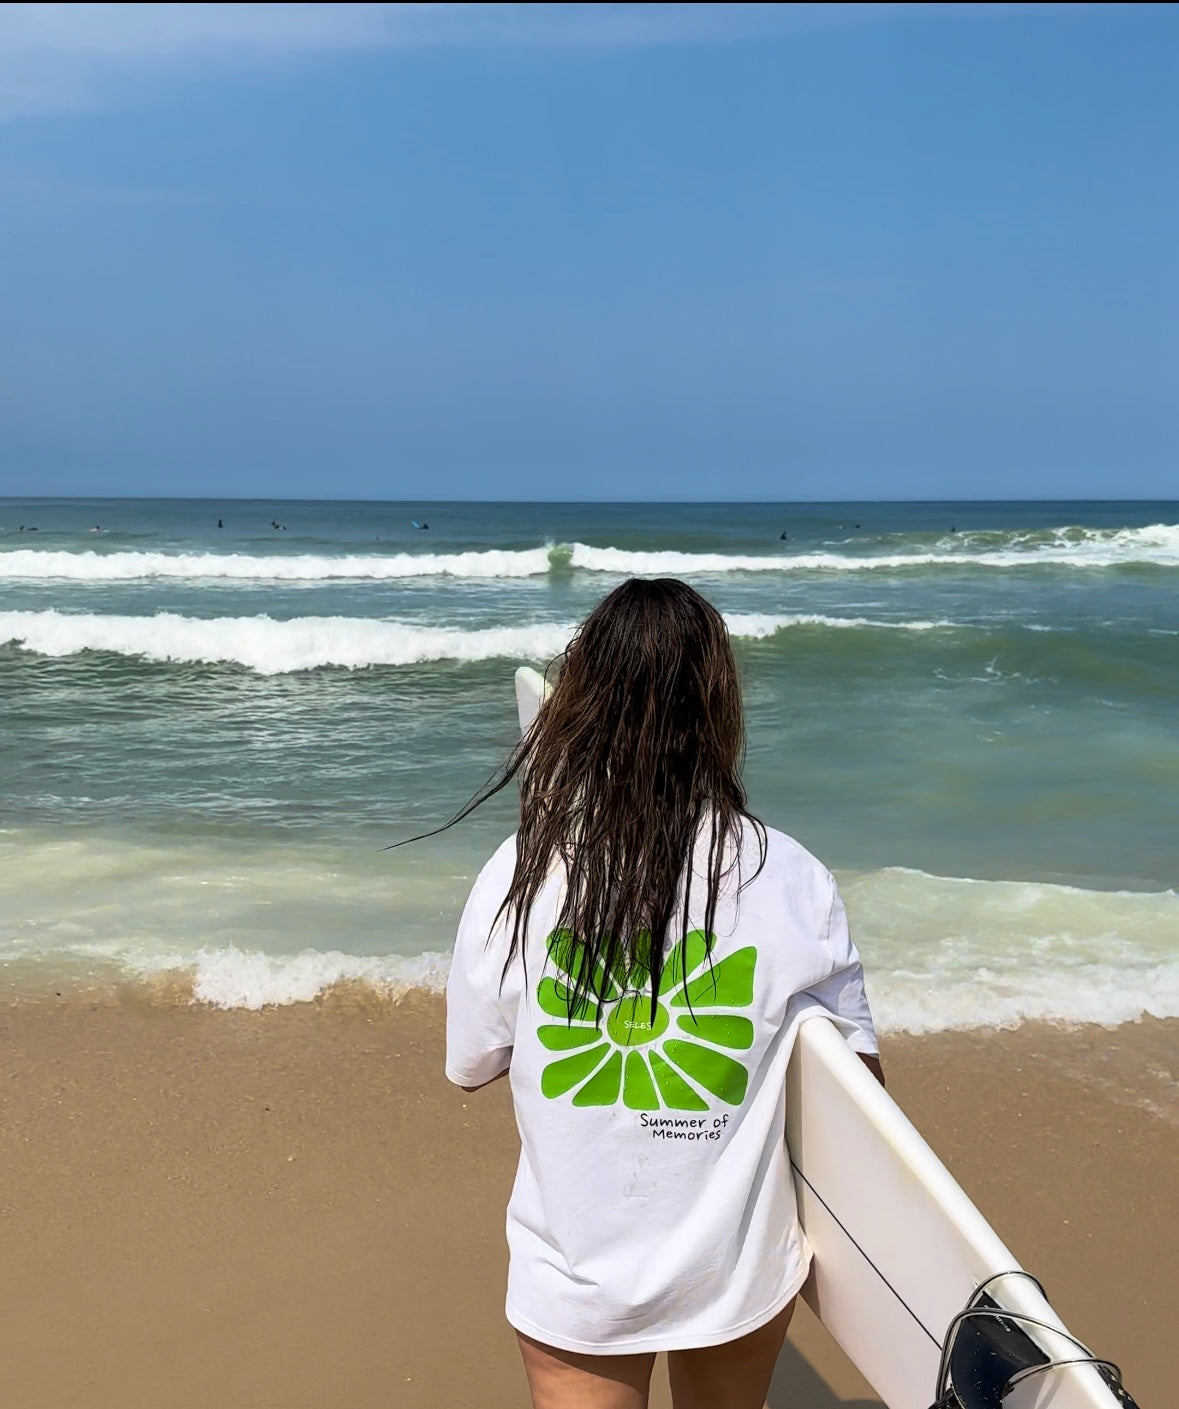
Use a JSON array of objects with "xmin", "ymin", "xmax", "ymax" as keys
[
  {"xmin": 515, "ymin": 665, "xmax": 548, "ymax": 733},
  {"xmin": 513, "ymin": 666, "xmax": 1126, "ymax": 1409},
  {"xmin": 785, "ymin": 1019, "xmax": 1119, "ymax": 1409}
]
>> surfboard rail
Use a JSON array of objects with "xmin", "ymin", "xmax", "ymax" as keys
[{"xmin": 787, "ymin": 1016, "xmax": 1118, "ymax": 1409}]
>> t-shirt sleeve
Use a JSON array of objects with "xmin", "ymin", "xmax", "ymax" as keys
[
  {"xmin": 444, "ymin": 849, "xmax": 517, "ymax": 1088},
  {"xmin": 790, "ymin": 872, "xmax": 879, "ymax": 1056}
]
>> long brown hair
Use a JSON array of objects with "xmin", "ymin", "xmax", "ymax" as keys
[
  {"xmin": 478, "ymin": 577, "xmax": 765, "ymax": 1016},
  {"xmin": 394, "ymin": 578, "xmax": 766, "ymax": 1013}
]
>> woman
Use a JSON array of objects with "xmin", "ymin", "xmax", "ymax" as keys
[{"xmin": 445, "ymin": 578, "xmax": 880, "ymax": 1409}]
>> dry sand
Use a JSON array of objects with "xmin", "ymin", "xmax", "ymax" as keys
[{"xmin": 0, "ymin": 991, "xmax": 1173, "ymax": 1409}]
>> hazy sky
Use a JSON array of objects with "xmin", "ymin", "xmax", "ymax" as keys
[{"xmin": 1, "ymin": 2, "xmax": 1176, "ymax": 500}]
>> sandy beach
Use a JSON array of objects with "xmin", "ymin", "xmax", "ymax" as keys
[{"xmin": 0, "ymin": 991, "xmax": 1172, "ymax": 1409}]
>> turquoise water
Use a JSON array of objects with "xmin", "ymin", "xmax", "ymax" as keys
[{"xmin": 1, "ymin": 498, "xmax": 1176, "ymax": 1030}]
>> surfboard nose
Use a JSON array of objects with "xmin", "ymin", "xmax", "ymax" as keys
[{"xmin": 515, "ymin": 666, "xmax": 549, "ymax": 731}]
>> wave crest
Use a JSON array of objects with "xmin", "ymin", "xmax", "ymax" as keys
[
  {"xmin": 17, "ymin": 867, "xmax": 1179, "ymax": 1028},
  {"xmin": 0, "ymin": 546, "xmax": 554, "ymax": 582},
  {"xmin": 0, "ymin": 609, "xmax": 949, "ymax": 674},
  {"xmin": 3, "ymin": 823, "xmax": 1173, "ymax": 1028},
  {"xmin": 0, "ymin": 523, "xmax": 1174, "ymax": 582}
]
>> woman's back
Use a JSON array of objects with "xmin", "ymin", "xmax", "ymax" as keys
[
  {"xmin": 440, "ymin": 578, "xmax": 878, "ymax": 1401},
  {"xmin": 447, "ymin": 816, "xmax": 876, "ymax": 1352}
]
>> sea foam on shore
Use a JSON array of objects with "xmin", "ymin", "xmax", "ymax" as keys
[{"xmin": 4, "ymin": 823, "xmax": 1174, "ymax": 1030}]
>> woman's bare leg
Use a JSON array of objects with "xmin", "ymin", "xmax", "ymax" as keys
[
  {"xmin": 666, "ymin": 1299, "xmax": 796, "ymax": 1409},
  {"xmin": 517, "ymin": 1333, "xmax": 657, "ymax": 1409}
]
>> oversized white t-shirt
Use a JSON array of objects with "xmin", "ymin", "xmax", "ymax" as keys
[{"xmin": 444, "ymin": 819, "xmax": 877, "ymax": 1355}]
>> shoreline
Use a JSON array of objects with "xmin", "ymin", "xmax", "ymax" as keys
[
  {"xmin": 0, "ymin": 994, "xmax": 1173, "ymax": 1408},
  {"xmin": 3, "ymin": 938, "xmax": 1176, "ymax": 1035}
]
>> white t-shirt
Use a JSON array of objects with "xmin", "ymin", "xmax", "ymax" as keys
[{"xmin": 444, "ymin": 819, "xmax": 878, "ymax": 1355}]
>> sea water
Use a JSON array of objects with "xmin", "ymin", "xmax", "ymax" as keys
[{"xmin": 1, "ymin": 497, "xmax": 1176, "ymax": 1032}]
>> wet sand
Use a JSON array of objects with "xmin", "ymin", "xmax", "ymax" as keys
[{"xmin": 0, "ymin": 991, "xmax": 1173, "ymax": 1408}]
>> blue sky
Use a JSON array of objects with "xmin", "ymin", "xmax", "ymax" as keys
[{"xmin": 1, "ymin": 2, "xmax": 1176, "ymax": 501}]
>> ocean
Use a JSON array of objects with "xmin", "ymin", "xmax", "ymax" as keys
[{"xmin": 1, "ymin": 497, "xmax": 1176, "ymax": 1033}]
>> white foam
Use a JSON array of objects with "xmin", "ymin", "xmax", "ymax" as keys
[
  {"xmin": 0, "ymin": 609, "xmax": 951, "ymax": 673},
  {"xmin": 871, "ymin": 957, "xmax": 1179, "ymax": 1034},
  {"xmin": 2, "ymin": 826, "xmax": 1175, "ymax": 1029},
  {"xmin": 0, "ymin": 546, "xmax": 554, "ymax": 581},
  {"xmin": 139, "ymin": 945, "xmax": 451, "ymax": 1010},
  {"xmin": 0, "ymin": 610, "xmax": 576, "ymax": 672},
  {"xmin": 0, "ymin": 828, "xmax": 466, "ymax": 1001},
  {"xmin": 92, "ymin": 870, "xmax": 1179, "ymax": 1025},
  {"xmin": 724, "ymin": 612, "xmax": 949, "ymax": 636},
  {"xmin": 568, "ymin": 523, "xmax": 1179, "ymax": 575},
  {"xmin": 0, "ymin": 523, "xmax": 1175, "ymax": 582},
  {"xmin": 841, "ymin": 866, "xmax": 1179, "ymax": 1034}
]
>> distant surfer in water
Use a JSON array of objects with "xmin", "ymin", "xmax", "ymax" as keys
[{"xmin": 432, "ymin": 578, "xmax": 882, "ymax": 1409}]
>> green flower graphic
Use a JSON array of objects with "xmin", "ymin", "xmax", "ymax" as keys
[{"xmin": 536, "ymin": 929, "xmax": 758, "ymax": 1110}]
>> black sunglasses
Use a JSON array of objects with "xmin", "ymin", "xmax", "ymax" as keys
[{"xmin": 931, "ymin": 1271, "xmax": 1139, "ymax": 1409}]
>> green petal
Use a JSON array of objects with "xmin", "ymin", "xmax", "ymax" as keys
[
  {"xmin": 546, "ymin": 929, "xmax": 589, "ymax": 986},
  {"xmin": 663, "ymin": 930, "xmax": 712, "ymax": 994},
  {"xmin": 663, "ymin": 1039, "xmax": 748, "ymax": 1105},
  {"xmin": 622, "ymin": 1052, "xmax": 659, "ymax": 1110},
  {"xmin": 545, "ymin": 929, "xmax": 619, "ymax": 1003},
  {"xmin": 537, "ymin": 976, "xmax": 599, "ymax": 1023},
  {"xmin": 675, "ymin": 1014, "xmax": 755, "ymax": 1050},
  {"xmin": 671, "ymin": 946, "xmax": 756, "ymax": 1009},
  {"xmin": 594, "ymin": 965, "xmax": 621, "ymax": 1003},
  {"xmin": 649, "ymin": 1050, "xmax": 709, "ymax": 1111},
  {"xmin": 545, "ymin": 927, "xmax": 577, "ymax": 970},
  {"xmin": 538, "ymin": 1024, "xmax": 602, "ymax": 1051},
  {"xmin": 621, "ymin": 931, "xmax": 654, "ymax": 992},
  {"xmin": 540, "ymin": 1043, "xmax": 609, "ymax": 1099},
  {"xmin": 593, "ymin": 949, "xmax": 624, "ymax": 1003},
  {"xmin": 573, "ymin": 1051, "xmax": 623, "ymax": 1106},
  {"xmin": 607, "ymin": 951, "xmax": 651, "ymax": 996}
]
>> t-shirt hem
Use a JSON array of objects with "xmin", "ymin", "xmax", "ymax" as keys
[
  {"xmin": 445, "ymin": 1057, "xmax": 511, "ymax": 1088},
  {"xmin": 444, "ymin": 1064, "xmax": 490, "ymax": 1087},
  {"xmin": 504, "ymin": 1251, "xmax": 812, "ymax": 1356}
]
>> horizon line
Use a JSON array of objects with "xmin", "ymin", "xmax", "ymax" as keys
[{"xmin": 3, "ymin": 494, "xmax": 1177, "ymax": 507}]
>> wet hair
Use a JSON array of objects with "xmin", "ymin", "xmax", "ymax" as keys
[{"xmin": 427, "ymin": 577, "xmax": 766, "ymax": 1016}]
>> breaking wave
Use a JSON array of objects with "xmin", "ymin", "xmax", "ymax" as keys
[
  {"xmin": 0, "ymin": 609, "xmax": 950, "ymax": 674},
  {"xmin": 5, "ymin": 839, "xmax": 1174, "ymax": 1027},
  {"xmin": 0, "ymin": 523, "xmax": 1175, "ymax": 582},
  {"xmin": 0, "ymin": 546, "xmax": 555, "ymax": 581}
]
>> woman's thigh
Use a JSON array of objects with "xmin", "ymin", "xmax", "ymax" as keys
[
  {"xmin": 666, "ymin": 1298, "xmax": 796, "ymax": 1409},
  {"xmin": 517, "ymin": 1333, "xmax": 657, "ymax": 1409}
]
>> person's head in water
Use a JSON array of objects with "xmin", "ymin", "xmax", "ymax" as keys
[{"xmin": 482, "ymin": 578, "xmax": 764, "ymax": 1014}]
